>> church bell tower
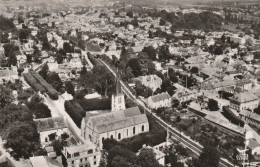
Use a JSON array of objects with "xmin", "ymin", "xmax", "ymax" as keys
[{"xmin": 111, "ymin": 73, "xmax": 125, "ymax": 112}]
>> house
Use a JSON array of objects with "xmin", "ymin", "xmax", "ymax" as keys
[
  {"xmin": 147, "ymin": 92, "xmax": 171, "ymax": 109},
  {"xmin": 0, "ymin": 66, "xmax": 18, "ymax": 84},
  {"xmin": 230, "ymin": 91, "xmax": 259, "ymax": 111},
  {"xmin": 230, "ymin": 35, "xmax": 246, "ymax": 45},
  {"xmin": 239, "ymin": 110, "xmax": 260, "ymax": 127},
  {"xmin": 174, "ymin": 90, "xmax": 198, "ymax": 103},
  {"xmin": 30, "ymin": 156, "xmax": 50, "ymax": 167},
  {"xmin": 138, "ymin": 74, "xmax": 162, "ymax": 92},
  {"xmin": 16, "ymin": 54, "xmax": 27, "ymax": 66},
  {"xmin": 81, "ymin": 78, "xmax": 149, "ymax": 149},
  {"xmin": 34, "ymin": 117, "xmax": 70, "ymax": 144},
  {"xmin": 246, "ymin": 139, "xmax": 260, "ymax": 156},
  {"xmin": 62, "ymin": 143, "xmax": 101, "ymax": 167}
]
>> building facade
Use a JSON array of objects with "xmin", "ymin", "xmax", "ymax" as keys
[
  {"xmin": 147, "ymin": 92, "xmax": 172, "ymax": 109},
  {"xmin": 62, "ymin": 143, "xmax": 101, "ymax": 167}
]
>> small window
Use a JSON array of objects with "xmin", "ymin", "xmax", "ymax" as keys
[
  {"xmin": 94, "ymin": 156, "xmax": 96, "ymax": 159},
  {"xmin": 85, "ymin": 158, "xmax": 88, "ymax": 161},
  {"xmin": 102, "ymin": 137, "xmax": 104, "ymax": 143},
  {"xmin": 94, "ymin": 161, "xmax": 96, "ymax": 165},
  {"xmin": 72, "ymin": 160, "xmax": 74, "ymax": 164},
  {"xmin": 118, "ymin": 133, "xmax": 121, "ymax": 140},
  {"xmin": 80, "ymin": 159, "xmax": 82, "ymax": 162},
  {"xmin": 74, "ymin": 152, "xmax": 80, "ymax": 157},
  {"xmin": 88, "ymin": 149, "xmax": 93, "ymax": 154},
  {"xmin": 127, "ymin": 129, "xmax": 128, "ymax": 136},
  {"xmin": 110, "ymin": 135, "xmax": 113, "ymax": 139},
  {"xmin": 133, "ymin": 127, "xmax": 136, "ymax": 135},
  {"xmin": 142, "ymin": 125, "xmax": 145, "ymax": 132}
]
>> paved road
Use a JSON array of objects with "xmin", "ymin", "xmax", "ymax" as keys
[{"xmin": 97, "ymin": 58, "xmax": 235, "ymax": 167}]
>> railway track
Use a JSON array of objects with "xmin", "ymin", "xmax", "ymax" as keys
[{"xmin": 96, "ymin": 58, "xmax": 235, "ymax": 167}]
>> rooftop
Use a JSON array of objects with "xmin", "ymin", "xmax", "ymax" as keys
[
  {"xmin": 34, "ymin": 117, "xmax": 67, "ymax": 132},
  {"xmin": 30, "ymin": 156, "xmax": 49, "ymax": 167},
  {"xmin": 231, "ymin": 91, "xmax": 259, "ymax": 103},
  {"xmin": 149, "ymin": 92, "xmax": 171, "ymax": 103}
]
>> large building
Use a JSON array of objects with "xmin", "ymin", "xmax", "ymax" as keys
[
  {"xmin": 229, "ymin": 91, "xmax": 259, "ymax": 111},
  {"xmin": 62, "ymin": 143, "xmax": 101, "ymax": 167},
  {"xmin": 81, "ymin": 76, "xmax": 149, "ymax": 149},
  {"xmin": 147, "ymin": 92, "xmax": 172, "ymax": 109},
  {"xmin": 138, "ymin": 74, "xmax": 162, "ymax": 92}
]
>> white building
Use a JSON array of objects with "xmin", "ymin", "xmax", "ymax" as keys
[
  {"xmin": 147, "ymin": 92, "xmax": 171, "ymax": 109},
  {"xmin": 138, "ymin": 75, "xmax": 162, "ymax": 92},
  {"xmin": 230, "ymin": 91, "xmax": 259, "ymax": 111},
  {"xmin": 34, "ymin": 117, "xmax": 70, "ymax": 144},
  {"xmin": 62, "ymin": 143, "xmax": 101, "ymax": 167}
]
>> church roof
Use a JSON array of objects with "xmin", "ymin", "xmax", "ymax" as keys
[
  {"xmin": 96, "ymin": 114, "xmax": 148, "ymax": 133},
  {"xmin": 84, "ymin": 106, "xmax": 148, "ymax": 134}
]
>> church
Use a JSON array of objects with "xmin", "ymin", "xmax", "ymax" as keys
[{"xmin": 81, "ymin": 76, "xmax": 149, "ymax": 149}]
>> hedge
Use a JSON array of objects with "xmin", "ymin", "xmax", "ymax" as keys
[
  {"xmin": 64, "ymin": 101, "xmax": 84, "ymax": 128},
  {"xmin": 28, "ymin": 70, "xmax": 59, "ymax": 100},
  {"xmin": 23, "ymin": 73, "xmax": 47, "ymax": 93},
  {"xmin": 76, "ymin": 98, "xmax": 111, "ymax": 111},
  {"xmin": 222, "ymin": 106, "xmax": 244, "ymax": 127}
]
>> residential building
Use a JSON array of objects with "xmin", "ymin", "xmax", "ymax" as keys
[
  {"xmin": 147, "ymin": 92, "xmax": 171, "ymax": 109},
  {"xmin": 62, "ymin": 143, "xmax": 101, "ymax": 167},
  {"xmin": 34, "ymin": 117, "xmax": 70, "ymax": 144},
  {"xmin": 239, "ymin": 110, "xmax": 260, "ymax": 127},
  {"xmin": 230, "ymin": 91, "xmax": 259, "ymax": 111},
  {"xmin": 0, "ymin": 66, "xmax": 18, "ymax": 84},
  {"xmin": 138, "ymin": 74, "xmax": 162, "ymax": 92}
]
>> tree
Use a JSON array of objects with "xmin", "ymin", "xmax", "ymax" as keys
[
  {"xmin": 51, "ymin": 139, "xmax": 64, "ymax": 156},
  {"xmin": 39, "ymin": 64, "xmax": 49, "ymax": 80},
  {"xmin": 8, "ymin": 51, "xmax": 17, "ymax": 66},
  {"xmin": 158, "ymin": 45, "xmax": 171, "ymax": 62},
  {"xmin": 127, "ymin": 58, "xmax": 142, "ymax": 77},
  {"xmin": 208, "ymin": 99, "xmax": 219, "ymax": 111},
  {"xmin": 26, "ymin": 94, "xmax": 52, "ymax": 119},
  {"xmin": 63, "ymin": 42, "xmax": 74, "ymax": 53},
  {"xmin": 4, "ymin": 121, "xmax": 40, "ymax": 160},
  {"xmin": 93, "ymin": 65, "xmax": 115, "ymax": 97},
  {"xmin": 46, "ymin": 72, "xmax": 63, "ymax": 92},
  {"xmin": 198, "ymin": 146, "xmax": 219, "ymax": 167},
  {"xmin": 126, "ymin": 11, "xmax": 134, "ymax": 18},
  {"xmin": 65, "ymin": 81, "xmax": 75, "ymax": 95},
  {"xmin": 159, "ymin": 18, "xmax": 166, "ymax": 26},
  {"xmin": 254, "ymin": 105, "xmax": 260, "ymax": 115},
  {"xmin": 143, "ymin": 46, "xmax": 157, "ymax": 60},
  {"xmin": 136, "ymin": 148, "xmax": 160, "ymax": 167},
  {"xmin": 19, "ymin": 29, "xmax": 31, "ymax": 42},
  {"xmin": 0, "ymin": 85, "xmax": 14, "ymax": 108},
  {"xmin": 190, "ymin": 66, "xmax": 198, "ymax": 74},
  {"xmin": 214, "ymin": 46, "xmax": 223, "ymax": 55},
  {"xmin": 0, "ymin": 33, "xmax": 9, "ymax": 43},
  {"xmin": 17, "ymin": 67, "xmax": 24, "ymax": 76},
  {"xmin": 55, "ymin": 53, "xmax": 64, "ymax": 64}
]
